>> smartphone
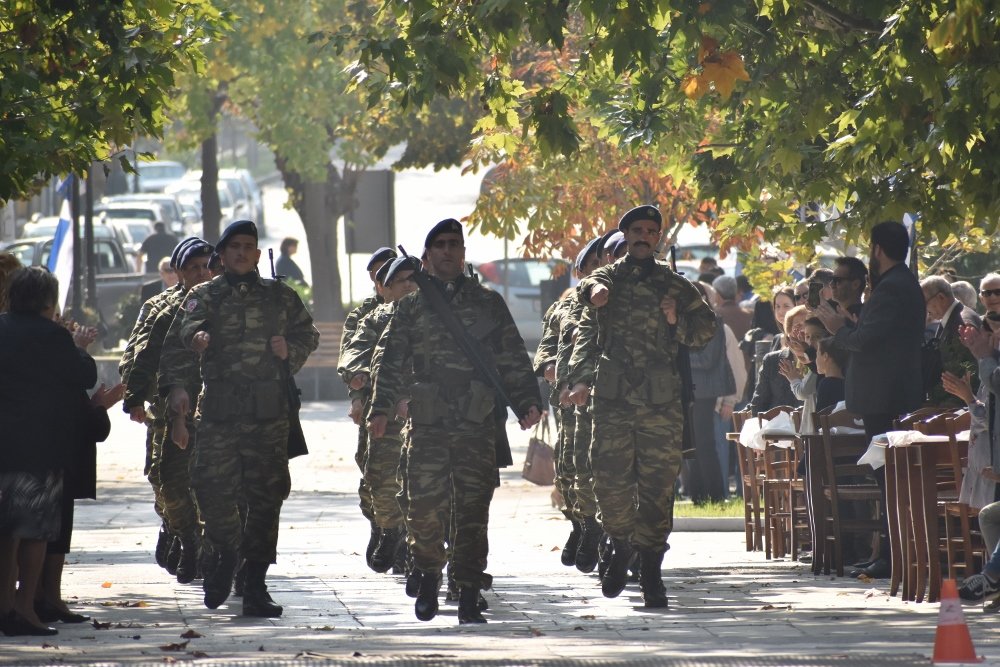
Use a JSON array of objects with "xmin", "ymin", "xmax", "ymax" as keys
[{"xmin": 807, "ymin": 281, "xmax": 822, "ymax": 309}]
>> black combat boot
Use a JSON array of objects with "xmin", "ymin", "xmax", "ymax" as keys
[
  {"xmin": 233, "ymin": 560, "xmax": 246, "ymax": 597},
  {"xmin": 445, "ymin": 566, "xmax": 459, "ymax": 602},
  {"xmin": 596, "ymin": 533, "xmax": 613, "ymax": 579},
  {"xmin": 601, "ymin": 538, "xmax": 632, "ymax": 599},
  {"xmin": 370, "ymin": 527, "xmax": 402, "ymax": 574},
  {"xmin": 175, "ymin": 533, "xmax": 200, "ymax": 585},
  {"xmin": 457, "ymin": 587, "xmax": 486, "ymax": 624},
  {"xmin": 155, "ymin": 525, "xmax": 171, "ymax": 569},
  {"xmin": 392, "ymin": 537, "xmax": 409, "ymax": 575},
  {"xmin": 638, "ymin": 549, "xmax": 668, "ymax": 608},
  {"xmin": 366, "ymin": 524, "xmax": 382, "ymax": 570},
  {"xmin": 561, "ymin": 518, "xmax": 582, "ymax": 567},
  {"xmin": 575, "ymin": 516, "xmax": 602, "ymax": 573},
  {"xmin": 414, "ymin": 570, "xmax": 441, "ymax": 621},
  {"xmin": 202, "ymin": 548, "xmax": 239, "ymax": 609},
  {"xmin": 242, "ymin": 561, "xmax": 283, "ymax": 617},
  {"xmin": 405, "ymin": 569, "xmax": 423, "ymax": 598},
  {"xmin": 165, "ymin": 536, "xmax": 182, "ymax": 575}
]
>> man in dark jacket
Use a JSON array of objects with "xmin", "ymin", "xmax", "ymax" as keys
[
  {"xmin": 816, "ymin": 221, "xmax": 926, "ymax": 578},
  {"xmin": 921, "ymin": 275, "xmax": 981, "ymax": 406}
]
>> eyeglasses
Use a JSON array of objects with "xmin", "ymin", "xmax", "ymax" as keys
[
  {"xmin": 794, "ymin": 293, "xmax": 808, "ymax": 301},
  {"xmin": 980, "ymin": 288, "xmax": 1000, "ymax": 297}
]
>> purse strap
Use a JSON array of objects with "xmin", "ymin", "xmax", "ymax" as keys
[{"xmin": 533, "ymin": 413, "xmax": 551, "ymax": 444}]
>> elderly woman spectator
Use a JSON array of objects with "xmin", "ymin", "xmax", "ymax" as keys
[
  {"xmin": 0, "ymin": 268, "xmax": 97, "ymax": 636},
  {"xmin": 951, "ymin": 280, "xmax": 979, "ymax": 312}
]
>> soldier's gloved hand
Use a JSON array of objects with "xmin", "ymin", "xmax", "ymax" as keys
[
  {"xmin": 543, "ymin": 363, "xmax": 556, "ymax": 383},
  {"xmin": 172, "ymin": 415, "xmax": 190, "ymax": 450},
  {"xmin": 519, "ymin": 405, "xmax": 542, "ymax": 430},
  {"xmin": 129, "ymin": 405, "xmax": 147, "ymax": 423},
  {"xmin": 191, "ymin": 331, "xmax": 211, "ymax": 353},
  {"xmin": 589, "ymin": 284, "xmax": 609, "ymax": 307},
  {"xmin": 270, "ymin": 335, "xmax": 288, "ymax": 360},
  {"xmin": 168, "ymin": 387, "xmax": 190, "ymax": 417},
  {"xmin": 659, "ymin": 295, "xmax": 678, "ymax": 325},
  {"xmin": 349, "ymin": 398, "xmax": 364, "ymax": 424},
  {"xmin": 395, "ymin": 399, "xmax": 409, "ymax": 420},
  {"xmin": 368, "ymin": 413, "xmax": 389, "ymax": 438},
  {"xmin": 568, "ymin": 382, "xmax": 591, "ymax": 406},
  {"xmin": 349, "ymin": 373, "xmax": 369, "ymax": 390}
]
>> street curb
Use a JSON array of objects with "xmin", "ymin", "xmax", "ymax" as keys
[{"xmin": 673, "ymin": 516, "xmax": 743, "ymax": 532}]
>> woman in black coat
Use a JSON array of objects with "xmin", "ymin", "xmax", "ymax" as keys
[{"xmin": 0, "ymin": 268, "xmax": 97, "ymax": 636}]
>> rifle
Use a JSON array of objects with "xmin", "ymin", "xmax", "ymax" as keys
[
  {"xmin": 669, "ymin": 246, "xmax": 697, "ymax": 459},
  {"xmin": 269, "ymin": 248, "xmax": 308, "ymax": 459}
]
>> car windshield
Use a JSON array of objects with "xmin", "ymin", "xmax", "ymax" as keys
[
  {"xmin": 102, "ymin": 207, "xmax": 156, "ymax": 221},
  {"xmin": 22, "ymin": 223, "xmax": 113, "ymax": 239},
  {"xmin": 477, "ymin": 259, "xmax": 563, "ymax": 288},
  {"xmin": 125, "ymin": 223, "xmax": 152, "ymax": 242},
  {"xmin": 137, "ymin": 164, "xmax": 186, "ymax": 180},
  {"xmin": 5, "ymin": 243, "xmax": 38, "ymax": 266},
  {"xmin": 221, "ymin": 177, "xmax": 247, "ymax": 199}
]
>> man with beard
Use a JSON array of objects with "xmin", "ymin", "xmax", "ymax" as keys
[
  {"xmin": 815, "ymin": 221, "xmax": 925, "ymax": 579},
  {"xmin": 567, "ymin": 206, "xmax": 717, "ymax": 607}
]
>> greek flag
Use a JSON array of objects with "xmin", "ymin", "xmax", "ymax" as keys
[{"xmin": 46, "ymin": 175, "xmax": 74, "ymax": 312}]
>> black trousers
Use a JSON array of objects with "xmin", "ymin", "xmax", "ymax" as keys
[{"xmin": 863, "ymin": 413, "xmax": 895, "ymax": 545}]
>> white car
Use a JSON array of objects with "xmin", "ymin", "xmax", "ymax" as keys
[
  {"xmin": 165, "ymin": 181, "xmax": 246, "ymax": 226},
  {"xmin": 135, "ymin": 160, "xmax": 187, "ymax": 193}
]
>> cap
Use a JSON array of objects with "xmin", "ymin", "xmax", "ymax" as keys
[
  {"xmin": 595, "ymin": 229, "xmax": 618, "ymax": 258},
  {"xmin": 178, "ymin": 240, "xmax": 214, "ymax": 269},
  {"xmin": 617, "ymin": 205, "xmax": 662, "ymax": 232},
  {"xmin": 216, "ymin": 219, "xmax": 257, "ymax": 250},
  {"xmin": 611, "ymin": 236, "xmax": 628, "ymax": 258},
  {"xmin": 575, "ymin": 238, "xmax": 602, "ymax": 273},
  {"xmin": 384, "ymin": 256, "xmax": 422, "ymax": 285},
  {"xmin": 169, "ymin": 236, "xmax": 200, "ymax": 269},
  {"xmin": 603, "ymin": 231, "xmax": 624, "ymax": 253},
  {"xmin": 424, "ymin": 218, "xmax": 463, "ymax": 248},
  {"xmin": 366, "ymin": 247, "xmax": 398, "ymax": 272},
  {"xmin": 374, "ymin": 259, "xmax": 393, "ymax": 285}
]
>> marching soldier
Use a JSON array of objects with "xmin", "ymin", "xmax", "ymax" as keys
[
  {"xmin": 160, "ymin": 220, "xmax": 319, "ymax": 617},
  {"xmin": 568, "ymin": 206, "xmax": 716, "ymax": 607},
  {"xmin": 368, "ymin": 219, "xmax": 542, "ymax": 624}
]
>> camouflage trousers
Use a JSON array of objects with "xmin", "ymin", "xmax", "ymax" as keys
[
  {"xmin": 355, "ymin": 424, "xmax": 375, "ymax": 523},
  {"xmin": 145, "ymin": 418, "xmax": 167, "ymax": 524},
  {"xmin": 555, "ymin": 406, "xmax": 577, "ymax": 516},
  {"xmin": 190, "ymin": 418, "xmax": 291, "ymax": 563},
  {"xmin": 158, "ymin": 420, "xmax": 200, "ymax": 540},
  {"xmin": 572, "ymin": 404, "xmax": 598, "ymax": 519},
  {"xmin": 404, "ymin": 414, "xmax": 496, "ymax": 589},
  {"xmin": 591, "ymin": 397, "xmax": 682, "ymax": 550},
  {"xmin": 365, "ymin": 425, "xmax": 404, "ymax": 530}
]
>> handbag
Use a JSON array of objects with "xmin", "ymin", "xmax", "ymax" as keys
[{"xmin": 521, "ymin": 416, "xmax": 556, "ymax": 486}]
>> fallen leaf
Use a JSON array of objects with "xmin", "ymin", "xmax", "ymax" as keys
[
  {"xmin": 864, "ymin": 588, "xmax": 881, "ymax": 599},
  {"xmin": 101, "ymin": 582, "xmax": 113, "ymax": 588},
  {"xmin": 529, "ymin": 627, "xmax": 545, "ymax": 637},
  {"xmin": 314, "ymin": 625, "xmax": 335, "ymax": 631},
  {"xmin": 42, "ymin": 643, "xmax": 57, "ymax": 649},
  {"xmin": 159, "ymin": 641, "xmax": 189, "ymax": 652},
  {"xmin": 131, "ymin": 635, "xmax": 141, "ymax": 640},
  {"xmin": 92, "ymin": 620, "xmax": 111, "ymax": 630},
  {"xmin": 353, "ymin": 652, "xmax": 363, "ymax": 657},
  {"xmin": 573, "ymin": 626, "xmax": 584, "ymax": 631},
  {"xmin": 190, "ymin": 651, "xmax": 209, "ymax": 658},
  {"xmin": 162, "ymin": 658, "xmax": 177, "ymax": 664},
  {"xmin": 759, "ymin": 604, "xmax": 775, "ymax": 610},
  {"xmin": 258, "ymin": 646, "xmax": 265, "ymax": 651},
  {"xmin": 550, "ymin": 546, "xmax": 559, "ymax": 552},
  {"xmin": 180, "ymin": 629, "xmax": 202, "ymax": 639},
  {"xmin": 858, "ymin": 574, "xmax": 874, "ymax": 583},
  {"xmin": 580, "ymin": 614, "xmax": 596, "ymax": 620}
]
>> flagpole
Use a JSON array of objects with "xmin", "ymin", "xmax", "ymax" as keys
[{"xmin": 71, "ymin": 174, "xmax": 83, "ymax": 320}]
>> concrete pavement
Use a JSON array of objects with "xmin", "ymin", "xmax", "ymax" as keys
[{"xmin": 2, "ymin": 402, "xmax": 997, "ymax": 666}]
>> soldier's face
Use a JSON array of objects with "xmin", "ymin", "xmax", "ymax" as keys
[
  {"xmin": 179, "ymin": 257, "xmax": 212, "ymax": 289},
  {"xmin": 427, "ymin": 233, "xmax": 465, "ymax": 281},
  {"xmin": 581, "ymin": 254, "xmax": 600, "ymax": 277},
  {"xmin": 220, "ymin": 235, "xmax": 261, "ymax": 275},
  {"xmin": 369, "ymin": 261, "xmax": 388, "ymax": 284},
  {"xmin": 625, "ymin": 220, "xmax": 661, "ymax": 260},
  {"xmin": 385, "ymin": 270, "xmax": 417, "ymax": 302}
]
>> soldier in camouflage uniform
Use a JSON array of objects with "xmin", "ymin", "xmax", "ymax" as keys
[
  {"xmin": 160, "ymin": 220, "xmax": 319, "ymax": 617},
  {"xmin": 339, "ymin": 256, "xmax": 420, "ymax": 572},
  {"xmin": 368, "ymin": 219, "xmax": 542, "ymax": 624},
  {"xmin": 340, "ymin": 246, "xmax": 397, "ymax": 563},
  {"xmin": 125, "ymin": 240, "xmax": 214, "ymax": 584},
  {"xmin": 568, "ymin": 206, "xmax": 716, "ymax": 607},
  {"xmin": 120, "ymin": 237, "xmax": 197, "ymax": 570}
]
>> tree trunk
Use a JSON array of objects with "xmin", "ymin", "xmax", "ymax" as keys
[{"xmin": 200, "ymin": 133, "xmax": 222, "ymax": 243}]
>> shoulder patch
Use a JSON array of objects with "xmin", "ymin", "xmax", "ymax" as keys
[{"xmin": 185, "ymin": 298, "xmax": 199, "ymax": 312}]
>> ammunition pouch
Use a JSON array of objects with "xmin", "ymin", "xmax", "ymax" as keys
[
  {"xmin": 202, "ymin": 380, "xmax": 287, "ymax": 422},
  {"xmin": 645, "ymin": 362, "xmax": 677, "ymax": 405},
  {"xmin": 596, "ymin": 355, "xmax": 676, "ymax": 404},
  {"xmin": 595, "ymin": 354, "xmax": 628, "ymax": 400},
  {"xmin": 408, "ymin": 381, "xmax": 448, "ymax": 425},
  {"xmin": 461, "ymin": 380, "xmax": 495, "ymax": 424},
  {"xmin": 253, "ymin": 380, "xmax": 285, "ymax": 421}
]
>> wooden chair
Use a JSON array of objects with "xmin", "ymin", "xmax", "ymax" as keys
[
  {"xmin": 817, "ymin": 410, "xmax": 882, "ymax": 576},
  {"xmin": 939, "ymin": 411, "xmax": 985, "ymax": 580},
  {"xmin": 732, "ymin": 409, "xmax": 763, "ymax": 552},
  {"xmin": 758, "ymin": 405, "xmax": 799, "ymax": 560}
]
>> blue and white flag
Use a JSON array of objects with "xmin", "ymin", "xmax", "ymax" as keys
[{"xmin": 46, "ymin": 175, "xmax": 74, "ymax": 312}]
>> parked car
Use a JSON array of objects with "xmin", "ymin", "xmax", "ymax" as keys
[
  {"xmin": 103, "ymin": 193, "xmax": 188, "ymax": 236},
  {"xmin": 20, "ymin": 215, "xmax": 136, "ymax": 259},
  {"xmin": 474, "ymin": 258, "xmax": 571, "ymax": 351},
  {"xmin": 135, "ymin": 160, "xmax": 187, "ymax": 193},
  {"xmin": 220, "ymin": 168, "xmax": 265, "ymax": 231},
  {"xmin": 181, "ymin": 170, "xmax": 255, "ymax": 225},
  {"xmin": 165, "ymin": 180, "xmax": 246, "ymax": 227},
  {"xmin": 1, "ymin": 236, "xmax": 146, "ymax": 326}
]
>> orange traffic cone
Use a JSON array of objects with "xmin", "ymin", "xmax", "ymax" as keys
[{"xmin": 932, "ymin": 579, "xmax": 981, "ymax": 664}]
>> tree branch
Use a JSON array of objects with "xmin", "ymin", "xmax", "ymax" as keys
[{"xmin": 801, "ymin": 0, "xmax": 882, "ymax": 34}]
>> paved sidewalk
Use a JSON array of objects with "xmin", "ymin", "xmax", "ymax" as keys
[{"xmin": 2, "ymin": 402, "xmax": 996, "ymax": 666}]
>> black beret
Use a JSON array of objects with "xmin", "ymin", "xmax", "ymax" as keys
[
  {"xmin": 374, "ymin": 258, "xmax": 393, "ymax": 285},
  {"xmin": 618, "ymin": 205, "xmax": 662, "ymax": 232},
  {"xmin": 366, "ymin": 246, "xmax": 398, "ymax": 272},
  {"xmin": 169, "ymin": 236, "xmax": 201, "ymax": 269},
  {"xmin": 603, "ymin": 231, "xmax": 624, "ymax": 253},
  {"xmin": 178, "ymin": 240, "xmax": 214, "ymax": 269},
  {"xmin": 384, "ymin": 256, "xmax": 421, "ymax": 285},
  {"xmin": 575, "ymin": 238, "xmax": 603, "ymax": 273},
  {"xmin": 611, "ymin": 236, "xmax": 628, "ymax": 258},
  {"xmin": 595, "ymin": 229, "xmax": 618, "ymax": 258},
  {"xmin": 424, "ymin": 218, "xmax": 463, "ymax": 248},
  {"xmin": 217, "ymin": 219, "xmax": 257, "ymax": 250},
  {"xmin": 208, "ymin": 253, "xmax": 221, "ymax": 271}
]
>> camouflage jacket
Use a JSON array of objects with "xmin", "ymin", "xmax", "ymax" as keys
[
  {"xmin": 123, "ymin": 286, "xmax": 189, "ymax": 411},
  {"xmin": 118, "ymin": 284, "xmax": 183, "ymax": 383},
  {"xmin": 339, "ymin": 293, "xmax": 382, "ymax": 380},
  {"xmin": 553, "ymin": 290, "xmax": 587, "ymax": 401},
  {"xmin": 569, "ymin": 256, "xmax": 716, "ymax": 391},
  {"xmin": 159, "ymin": 274, "xmax": 319, "ymax": 419},
  {"xmin": 339, "ymin": 301, "xmax": 394, "ymax": 382},
  {"xmin": 369, "ymin": 275, "xmax": 542, "ymax": 419},
  {"xmin": 533, "ymin": 297, "xmax": 568, "ymax": 376}
]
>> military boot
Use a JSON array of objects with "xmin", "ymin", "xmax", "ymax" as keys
[
  {"xmin": 392, "ymin": 537, "xmax": 409, "ymax": 575},
  {"xmin": 370, "ymin": 527, "xmax": 402, "ymax": 574},
  {"xmin": 366, "ymin": 524, "xmax": 382, "ymax": 570},
  {"xmin": 165, "ymin": 536, "xmax": 182, "ymax": 575},
  {"xmin": 202, "ymin": 547, "xmax": 239, "ymax": 609},
  {"xmin": 414, "ymin": 570, "xmax": 441, "ymax": 621},
  {"xmin": 242, "ymin": 561, "xmax": 283, "ymax": 618},
  {"xmin": 575, "ymin": 516, "xmax": 602, "ymax": 573},
  {"xmin": 596, "ymin": 533, "xmax": 613, "ymax": 579},
  {"xmin": 445, "ymin": 566, "xmax": 459, "ymax": 602},
  {"xmin": 457, "ymin": 587, "xmax": 487, "ymax": 624},
  {"xmin": 405, "ymin": 568, "xmax": 423, "ymax": 598},
  {"xmin": 175, "ymin": 533, "xmax": 200, "ymax": 585},
  {"xmin": 601, "ymin": 538, "xmax": 632, "ymax": 599},
  {"xmin": 233, "ymin": 560, "xmax": 246, "ymax": 597},
  {"xmin": 638, "ymin": 549, "xmax": 668, "ymax": 608},
  {"xmin": 154, "ymin": 526, "xmax": 171, "ymax": 569},
  {"xmin": 561, "ymin": 518, "xmax": 582, "ymax": 567}
]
